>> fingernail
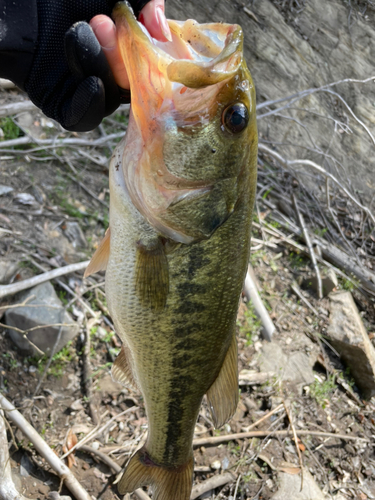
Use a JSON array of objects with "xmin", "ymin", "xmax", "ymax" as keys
[
  {"xmin": 156, "ymin": 7, "xmax": 172, "ymax": 42},
  {"xmin": 93, "ymin": 21, "xmax": 117, "ymax": 49}
]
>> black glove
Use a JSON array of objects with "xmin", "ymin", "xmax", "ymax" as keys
[{"xmin": 5, "ymin": 0, "xmax": 151, "ymax": 131}]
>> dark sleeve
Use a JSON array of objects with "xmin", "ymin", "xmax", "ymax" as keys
[{"xmin": 0, "ymin": 0, "xmax": 38, "ymax": 90}]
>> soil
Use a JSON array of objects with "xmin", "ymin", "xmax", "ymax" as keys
[{"xmin": 1, "ymin": 2, "xmax": 375, "ymax": 500}]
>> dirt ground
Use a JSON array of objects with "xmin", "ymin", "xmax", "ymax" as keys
[{"xmin": 1, "ymin": 2, "xmax": 375, "ymax": 499}]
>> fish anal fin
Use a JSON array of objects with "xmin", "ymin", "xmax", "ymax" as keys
[
  {"xmin": 206, "ymin": 333, "xmax": 238, "ymax": 428},
  {"xmin": 135, "ymin": 237, "xmax": 169, "ymax": 312},
  {"xmin": 118, "ymin": 446, "xmax": 193, "ymax": 500},
  {"xmin": 111, "ymin": 345, "xmax": 139, "ymax": 392},
  {"xmin": 84, "ymin": 228, "xmax": 111, "ymax": 278}
]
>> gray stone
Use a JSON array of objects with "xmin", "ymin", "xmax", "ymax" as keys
[
  {"xmin": 0, "ymin": 185, "xmax": 13, "ymax": 196},
  {"xmin": 259, "ymin": 343, "xmax": 315, "ymax": 393},
  {"xmin": 327, "ymin": 290, "xmax": 375, "ymax": 399},
  {"xmin": 63, "ymin": 221, "xmax": 87, "ymax": 249},
  {"xmin": 5, "ymin": 282, "xmax": 79, "ymax": 357},
  {"xmin": 0, "ymin": 261, "xmax": 18, "ymax": 284},
  {"xmin": 272, "ymin": 467, "xmax": 325, "ymax": 500}
]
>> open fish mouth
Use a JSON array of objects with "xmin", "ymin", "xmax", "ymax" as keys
[{"xmin": 112, "ymin": 2, "xmax": 255, "ymax": 244}]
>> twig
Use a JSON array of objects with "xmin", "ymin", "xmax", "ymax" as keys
[
  {"xmin": 83, "ymin": 317, "xmax": 99, "ymax": 425},
  {"xmin": 0, "ymin": 394, "xmax": 92, "ymax": 500},
  {"xmin": 290, "ymin": 281, "xmax": 321, "ymax": 317},
  {"xmin": 0, "ymin": 100, "xmax": 37, "ymax": 117},
  {"xmin": 258, "ymin": 144, "xmax": 375, "ymax": 228},
  {"xmin": 60, "ymin": 407, "xmax": 139, "ymax": 459},
  {"xmin": 257, "ymin": 76, "xmax": 375, "ymax": 111},
  {"xmin": 0, "ymin": 410, "xmax": 29, "ymax": 500},
  {"xmin": 191, "ymin": 472, "xmax": 236, "ymax": 500},
  {"xmin": 243, "ymin": 264, "xmax": 275, "ymax": 341},
  {"xmin": 32, "ymin": 312, "xmax": 65, "ymax": 399},
  {"xmin": 233, "ymin": 474, "xmax": 241, "ymax": 499},
  {"xmin": 0, "ymin": 261, "xmax": 89, "ymax": 299},
  {"xmin": 292, "ymin": 194, "xmax": 322, "ymax": 299},
  {"xmin": 192, "ymin": 429, "xmax": 369, "ymax": 447},
  {"xmin": 241, "ymin": 404, "xmax": 284, "ymax": 432},
  {"xmin": 283, "ymin": 399, "xmax": 304, "ymax": 490},
  {"xmin": 0, "ymin": 132, "xmax": 124, "ymax": 149}
]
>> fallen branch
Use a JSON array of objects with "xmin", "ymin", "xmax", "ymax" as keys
[
  {"xmin": 191, "ymin": 472, "xmax": 236, "ymax": 500},
  {"xmin": 241, "ymin": 404, "xmax": 284, "ymax": 432},
  {"xmin": 0, "ymin": 100, "xmax": 37, "ymax": 117},
  {"xmin": 0, "ymin": 261, "xmax": 89, "ymax": 300},
  {"xmin": 258, "ymin": 144, "xmax": 375, "ymax": 228},
  {"xmin": 243, "ymin": 264, "xmax": 275, "ymax": 341},
  {"xmin": 0, "ymin": 132, "xmax": 124, "ymax": 149},
  {"xmin": 284, "ymin": 399, "xmax": 304, "ymax": 490},
  {"xmin": 0, "ymin": 410, "xmax": 29, "ymax": 500},
  {"xmin": 192, "ymin": 429, "xmax": 369, "ymax": 447},
  {"xmin": 292, "ymin": 194, "xmax": 322, "ymax": 299},
  {"xmin": 0, "ymin": 394, "xmax": 91, "ymax": 500},
  {"xmin": 60, "ymin": 406, "xmax": 138, "ymax": 459},
  {"xmin": 290, "ymin": 281, "xmax": 321, "ymax": 317}
]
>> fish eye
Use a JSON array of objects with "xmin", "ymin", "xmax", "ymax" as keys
[{"xmin": 222, "ymin": 103, "xmax": 249, "ymax": 134}]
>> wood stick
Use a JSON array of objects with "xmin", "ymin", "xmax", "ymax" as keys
[
  {"xmin": 0, "ymin": 261, "xmax": 89, "ymax": 299},
  {"xmin": 0, "ymin": 100, "xmax": 37, "ymax": 117},
  {"xmin": 0, "ymin": 410, "xmax": 29, "ymax": 500},
  {"xmin": 283, "ymin": 399, "xmax": 304, "ymax": 490},
  {"xmin": 292, "ymin": 194, "xmax": 322, "ymax": 299},
  {"xmin": 0, "ymin": 132, "xmax": 124, "ymax": 149},
  {"xmin": 0, "ymin": 395, "xmax": 92, "ymax": 500},
  {"xmin": 192, "ymin": 429, "xmax": 369, "ymax": 447},
  {"xmin": 191, "ymin": 472, "xmax": 236, "ymax": 500},
  {"xmin": 243, "ymin": 264, "xmax": 275, "ymax": 341},
  {"xmin": 290, "ymin": 281, "xmax": 321, "ymax": 317}
]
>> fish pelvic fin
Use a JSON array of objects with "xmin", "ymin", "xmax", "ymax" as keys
[
  {"xmin": 135, "ymin": 237, "xmax": 169, "ymax": 312},
  {"xmin": 111, "ymin": 345, "xmax": 139, "ymax": 392},
  {"xmin": 118, "ymin": 446, "xmax": 194, "ymax": 500},
  {"xmin": 206, "ymin": 332, "xmax": 239, "ymax": 428},
  {"xmin": 84, "ymin": 228, "xmax": 110, "ymax": 278}
]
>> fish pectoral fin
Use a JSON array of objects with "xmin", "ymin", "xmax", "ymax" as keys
[
  {"xmin": 112, "ymin": 345, "xmax": 139, "ymax": 392},
  {"xmin": 84, "ymin": 228, "xmax": 111, "ymax": 278},
  {"xmin": 118, "ymin": 446, "xmax": 194, "ymax": 500},
  {"xmin": 135, "ymin": 237, "xmax": 169, "ymax": 311},
  {"xmin": 206, "ymin": 333, "xmax": 239, "ymax": 429}
]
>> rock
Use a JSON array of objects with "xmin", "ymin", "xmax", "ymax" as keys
[
  {"xmin": 63, "ymin": 221, "xmax": 87, "ymax": 249},
  {"xmin": 302, "ymin": 269, "xmax": 338, "ymax": 296},
  {"xmin": 327, "ymin": 290, "xmax": 375, "ymax": 399},
  {"xmin": 0, "ymin": 185, "xmax": 13, "ymax": 196},
  {"xmin": 0, "ymin": 261, "xmax": 18, "ymax": 284},
  {"xmin": 271, "ymin": 467, "xmax": 325, "ymax": 500},
  {"xmin": 5, "ymin": 282, "xmax": 79, "ymax": 356},
  {"xmin": 13, "ymin": 192, "xmax": 37, "ymax": 206},
  {"xmin": 259, "ymin": 343, "xmax": 315, "ymax": 393}
]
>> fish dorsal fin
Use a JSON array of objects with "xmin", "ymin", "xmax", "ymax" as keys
[
  {"xmin": 84, "ymin": 228, "xmax": 110, "ymax": 278},
  {"xmin": 135, "ymin": 237, "xmax": 169, "ymax": 312},
  {"xmin": 111, "ymin": 345, "xmax": 139, "ymax": 392},
  {"xmin": 206, "ymin": 333, "xmax": 238, "ymax": 428}
]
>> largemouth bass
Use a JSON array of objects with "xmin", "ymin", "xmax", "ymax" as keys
[{"xmin": 85, "ymin": 2, "xmax": 258, "ymax": 499}]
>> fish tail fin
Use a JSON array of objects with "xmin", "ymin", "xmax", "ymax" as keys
[{"xmin": 118, "ymin": 446, "xmax": 194, "ymax": 500}]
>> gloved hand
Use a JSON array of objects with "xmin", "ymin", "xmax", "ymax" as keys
[{"xmin": 23, "ymin": 0, "xmax": 167, "ymax": 132}]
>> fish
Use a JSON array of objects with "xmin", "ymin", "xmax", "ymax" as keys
[{"xmin": 85, "ymin": 2, "xmax": 258, "ymax": 499}]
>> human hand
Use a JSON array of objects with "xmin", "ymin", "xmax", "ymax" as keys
[
  {"xmin": 90, "ymin": 0, "xmax": 171, "ymax": 91},
  {"xmin": 23, "ymin": 0, "xmax": 168, "ymax": 132}
]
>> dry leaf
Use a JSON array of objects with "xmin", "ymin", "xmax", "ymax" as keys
[{"xmin": 279, "ymin": 466, "xmax": 301, "ymax": 475}]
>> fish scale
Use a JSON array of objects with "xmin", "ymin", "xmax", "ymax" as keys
[{"xmin": 84, "ymin": 2, "xmax": 258, "ymax": 498}]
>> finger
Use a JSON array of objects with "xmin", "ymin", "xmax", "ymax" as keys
[
  {"xmin": 62, "ymin": 76, "xmax": 106, "ymax": 132},
  {"xmin": 90, "ymin": 15, "xmax": 130, "ymax": 90},
  {"xmin": 139, "ymin": 0, "xmax": 172, "ymax": 42},
  {"xmin": 65, "ymin": 22, "xmax": 120, "ymax": 116}
]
